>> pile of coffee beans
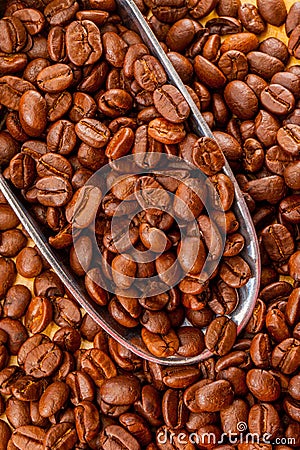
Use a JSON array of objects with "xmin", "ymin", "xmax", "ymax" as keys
[
  {"xmin": 0, "ymin": 0, "xmax": 253, "ymax": 359},
  {"xmin": 0, "ymin": 0, "xmax": 299, "ymax": 448}
]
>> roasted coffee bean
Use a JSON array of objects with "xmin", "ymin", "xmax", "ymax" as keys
[
  {"xmin": 246, "ymin": 369, "xmax": 281, "ymax": 401},
  {"xmin": 194, "ymin": 379, "xmax": 234, "ymax": 412},
  {"xmin": 224, "ymin": 80, "xmax": 258, "ymax": 120},
  {"xmin": 36, "ymin": 176, "xmax": 72, "ymax": 207},
  {"xmin": 3, "ymin": 285, "xmax": 31, "ymax": 319},
  {"xmin": 277, "ymin": 124, "xmax": 300, "ymax": 156},
  {"xmin": 257, "ymin": 0, "xmax": 287, "ymax": 26},
  {"xmin": 153, "ymin": 85, "xmax": 190, "ymax": 123},
  {"xmin": 6, "ymin": 397, "xmax": 31, "ymax": 428},
  {"xmin": 247, "ymin": 51, "xmax": 285, "ymax": 79},
  {"xmin": 0, "ymin": 76, "xmax": 35, "ymax": 111},
  {"xmin": 205, "ymin": 317, "xmax": 237, "ymax": 356},
  {"xmin": 75, "ymin": 118, "xmax": 110, "ymax": 148},
  {"xmin": 39, "ymin": 381, "xmax": 69, "ymax": 417},
  {"xmin": 25, "ymin": 296, "xmax": 52, "ymax": 334},
  {"xmin": 238, "ymin": 3, "xmax": 265, "ymax": 34},
  {"xmin": 261, "ymin": 224, "xmax": 294, "ymax": 262},
  {"xmin": 66, "ymin": 20, "xmax": 102, "ymax": 66},
  {"xmin": 192, "ymin": 137, "xmax": 225, "ymax": 176},
  {"xmin": 75, "ymin": 400, "xmax": 100, "ymax": 443},
  {"xmin": 12, "ymin": 425, "xmax": 46, "ymax": 450},
  {"xmin": 271, "ymin": 338, "xmax": 300, "ymax": 374},
  {"xmin": 0, "ymin": 17, "xmax": 28, "ymax": 54},
  {"xmin": 11, "ymin": 375, "xmax": 46, "ymax": 402},
  {"xmin": 99, "ymin": 424, "xmax": 140, "ymax": 450},
  {"xmin": 16, "ymin": 247, "xmax": 43, "ymax": 278},
  {"xmin": 37, "ymin": 63, "xmax": 73, "ymax": 93},
  {"xmin": 102, "ymin": 31, "xmax": 128, "ymax": 68},
  {"xmin": 261, "ymin": 84, "xmax": 295, "ymax": 116},
  {"xmin": 24, "ymin": 342, "xmax": 62, "ymax": 378},
  {"xmin": 19, "ymin": 90, "xmax": 47, "ymax": 137},
  {"xmin": 0, "ymin": 229, "xmax": 27, "ymax": 258},
  {"xmin": 260, "ymin": 37, "xmax": 289, "ymax": 64},
  {"xmin": 194, "ymin": 55, "xmax": 226, "ymax": 89},
  {"xmin": 44, "ymin": 422, "xmax": 77, "ymax": 450},
  {"xmin": 44, "ymin": 0, "xmax": 79, "ymax": 26}
]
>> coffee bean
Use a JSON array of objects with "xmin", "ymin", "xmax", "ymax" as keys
[
  {"xmin": 39, "ymin": 381, "xmax": 69, "ymax": 417},
  {"xmin": 261, "ymin": 84, "xmax": 295, "ymax": 116},
  {"xmin": 75, "ymin": 400, "xmax": 100, "ymax": 443},
  {"xmin": 24, "ymin": 342, "xmax": 62, "ymax": 378},
  {"xmin": 0, "ymin": 17, "xmax": 28, "ymax": 54},
  {"xmin": 277, "ymin": 124, "xmax": 300, "ymax": 156},
  {"xmin": 37, "ymin": 63, "xmax": 74, "ymax": 93},
  {"xmin": 36, "ymin": 175, "xmax": 72, "ymax": 207},
  {"xmin": 19, "ymin": 90, "xmax": 47, "ymax": 137},
  {"xmin": 205, "ymin": 317, "xmax": 237, "ymax": 356},
  {"xmin": 246, "ymin": 369, "xmax": 281, "ymax": 401},
  {"xmin": 194, "ymin": 55, "xmax": 226, "ymax": 89},
  {"xmin": 153, "ymin": 85, "xmax": 190, "ymax": 123},
  {"xmin": 44, "ymin": 423, "xmax": 77, "ymax": 450},
  {"xmin": 66, "ymin": 20, "xmax": 102, "ymax": 66},
  {"xmin": 195, "ymin": 379, "xmax": 234, "ymax": 412},
  {"xmin": 257, "ymin": 0, "xmax": 287, "ymax": 26},
  {"xmin": 75, "ymin": 118, "xmax": 110, "ymax": 148},
  {"xmin": 99, "ymin": 424, "xmax": 140, "ymax": 450},
  {"xmin": 224, "ymin": 80, "xmax": 258, "ymax": 119}
]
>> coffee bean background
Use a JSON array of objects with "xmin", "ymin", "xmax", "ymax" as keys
[{"xmin": 0, "ymin": 0, "xmax": 300, "ymax": 449}]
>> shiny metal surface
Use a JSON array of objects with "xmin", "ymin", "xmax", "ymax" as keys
[{"xmin": 0, "ymin": 0, "xmax": 260, "ymax": 365}]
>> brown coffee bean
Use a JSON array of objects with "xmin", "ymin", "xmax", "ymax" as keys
[
  {"xmin": 44, "ymin": 0, "xmax": 79, "ymax": 26},
  {"xmin": 261, "ymin": 224, "xmax": 294, "ymax": 263},
  {"xmin": 24, "ymin": 342, "xmax": 62, "ymax": 378},
  {"xmin": 153, "ymin": 85, "xmax": 190, "ymax": 124},
  {"xmin": 247, "ymin": 51, "xmax": 285, "ymax": 79},
  {"xmin": 238, "ymin": 3, "xmax": 265, "ymax": 34},
  {"xmin": 75, "ymin": 118, "xmax": 110, "ymax": 149},
  {"xmin": 102, "ymin": 31, "xmax": 128, "ymax": 68},
  {"xmin": 81, "ymin": 348, "xmax": 117, "ymax": 388},
  {"xmin": 99, "ymin": 424, "xmax": 140, "ymax": 450},
  {"xmin": 19, "ymin": 90, "xmax": 47, "ymax": 137},
  {"xmin": 277, "ymin": 124, "xmax": 300, "ymax": 156},
  {"xmin": 272, "ymin": 338, "xmax": 300, "ymax": 374},
  {"xmin": 192, "ymin": 137, "xmax": 225, "ymax": 176},
  {"xmin": 24, "ymin": 296, "xmax": 52, "ymax": 334},
  {"xmin": 257, "ymin": 0, "xmax": 287, "ymax": 26},
  {"xmin": 75, "ymin": 400, "xmax": 100, "ymax": 443},
  {"xmin": 66, "ymin": 20, "xmax": 102, "ymax": 66},
  {"xmin": 195, "ymin": 380, "xmax": 234, "ymax": 412},
  {"xmin": 205, "ymin": 317, "xmax": 237, "ymax": 356},
  {"xmin": 6, "ymin": 397, "xmax": 31, "ymax": 428},
  {"xmin": 141, "ymin": 328, "xmax": 179, "ymax": 358},
  {"xmin": 219, "ymin": 256, "xmax": 251, "ymax": 288},
  {"xmin": 255, "ymin": 110, "xmax": 280, "ymax": 147},
  {"xmin": 224, "ymin": 80, "xmax": 258, "ymax": 120},
  {"xmin": 11, "ymin": 375, "xmax": 46, "ymax": 402},
  {"xmin": 261, "ymin": 84, "xmax": 295, "ymax": 116},
  {"xmin": 0, "ymin": 420, "xmax": 11, "ymax": 450},
  {"xmin": 36, "ymin": 176, "xmax": 72, "ymax": 207},
  {"xmin": 248, "ymin": 402, "xmax": 280, "ymax": 439},
  {"xmin": 0, "ymin": 16, "xmax": 28, "ymax": 54},
  {"xmin": 100, "ymin": 375, "xmax": 140, "ymax": 405},
  {"xmin": 37, "ymin": 63, "xmax": 73, "ymax": 93},
  {"xmin": 39, "ymin": 381, "xmax": 69, "ymax": 417},
  {"xmin": 194, "ymin": 55, "xmax": 226, "ymax": 89},
  {"xmin": 246, "ymin": 369, "xmax": 281, "ymax": 401},
  {"xmin": 44, "ymin": 423, "xmax": 77, "ymax": 450},
  {"xmin": 16, "ymin": 247, "xmax": 43, "ymax": 278},
  {"xmin": 250, "ymin": 333, "xmax": 272, "ymax": 368}
]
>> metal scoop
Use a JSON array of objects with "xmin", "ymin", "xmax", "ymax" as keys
[{"xmin": 0, "ymin": 0, "xmax": 260, "ymax": 365}]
